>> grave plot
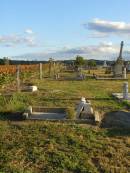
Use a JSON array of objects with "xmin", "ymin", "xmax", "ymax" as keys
[
  {"xmin": 76, "ymin": 97, "xmax": 101, "ymax": 123},
  {"xmin": 25, "ymin": 106, "xmax": 66, "ymax": 120},
  {"xmin": 21, "ymin": 83, "xmax": 38, "ymax": 92},
  {"xmin": 23, "ymin": 97, "xmax": 100, "ymax": 124},
  {"xmin": 55, "ymin": 70, "xmax": 86, "ymax": 81}
]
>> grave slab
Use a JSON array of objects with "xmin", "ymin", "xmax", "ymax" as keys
[
  {"xmin": 112, "ymin": 93, "xmax": 130, "ymax": 100},
  {"xmin": 26, "ymin": 107, "xmax": 67, "ymax": 120}
]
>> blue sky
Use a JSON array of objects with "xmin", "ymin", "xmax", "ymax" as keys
[{"xmin": 0, "ymin": 0, "xmax": 130, "ymax": 60}]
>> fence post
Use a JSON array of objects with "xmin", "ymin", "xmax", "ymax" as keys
[
  {"xmin": 49, "ymin": 58, "xmax": 53, "ymax": 77},
  {"xmin": 16, "ymin": 65, "xmax": 20, "ymax": 92},
  {"xmin": 39, "ymin": 63, "xmax": 43, "ymax": 79}
]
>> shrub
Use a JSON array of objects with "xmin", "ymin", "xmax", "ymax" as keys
[{"xmin": 66, "ymin": 107, "xmax": 76, "ymax": 119}]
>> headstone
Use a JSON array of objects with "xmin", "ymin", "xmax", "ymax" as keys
[
  {"xmin": 83, "ymin": 102, "xmax": 94, "ymax": 115},
  {"xmin": 123, "ymin": 67, "xmax": 127, "ymax": 79},
  {"xmin": 27, "ymin": 106, "xmax": 32, "ymax": 115},
  {"xmin": 27, "ymin": 85, "xmax": 38, "ymax": 92},
  {"xmin": 113, "ymin": 41, "xmax": 124, "ymax": 77},
  {"xmin": 23, "ymin": 112, "xmax": 29, "ymax": 119},
  {"xmin": 103, "ymin": 61, "xmax": 107, "ymax": 68},
  {"xmin": 123, "ymin": 82, "xmax": 128, "ymax": 99},
  {"xmin": 94, "ymin": 111, "xmax": 101, "ymax": 123},
  {"xmin": 54, "ymin": 73, "xmax": 60, "ymax": 80},
  {"xmin": 76, "ymin": 97, "xmax": 86, "ymax": 118},
  {"xmin": 57, "ymin": 73, "xmax": 60, "ymax": 79},
  {"xmin": 76, "ymin": 97, "xmax": 94, "ymax": 118},
  {"xmin": 55, "ymin": 74, "xmax": 57, "ymax": 80},
  {"xmin": 126, "ymin": 62, "xmax": 130, "ymax": 71}
]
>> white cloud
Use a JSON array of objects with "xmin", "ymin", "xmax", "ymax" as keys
[
  {"xmin": 88, "ymin": 32, "xmax": 109, "ymax": 38},
  {"xmin": 0, "ymin": 32, "xmax": 37, "ymax": 47},
  {"xmin": 84, "ymin": 18, "xmax": 130, "ymax": 37},
  {"xmin": 58, "ymin": 42, "xmax": 118, "ymax": 56},
  {"xmin": 25, "ymin": 29, "xmax": 34, "ymax": 34},
  {"xmin": 14, "ymin": 42, "xmax": 124, "ymax": 60}
]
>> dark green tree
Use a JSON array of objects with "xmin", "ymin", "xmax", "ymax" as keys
[
  {"xmin": 75, "ymin": 55, "xmax": 85, "ymax": 67},
  {"xmin": 88, "ymin": 60, "xmax": 96, "ymax": 67}
]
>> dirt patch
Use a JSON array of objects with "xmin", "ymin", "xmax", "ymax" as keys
[{"xmin": 101, "ymin": 111, "xmax": 130, "ymax": 128}]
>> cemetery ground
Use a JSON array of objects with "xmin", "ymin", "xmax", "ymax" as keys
[{"xmin": 0, "ymin": 69, "xmax": 130, "ymax": 172}]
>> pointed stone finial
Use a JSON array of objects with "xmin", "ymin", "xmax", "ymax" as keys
[
  {"xmin": 119, "ymin": 41, "xmax": 124, "ymax": 58},
  {"xmin": 81, "ymin": 97, "xmax": 86, "ymax": 103}
]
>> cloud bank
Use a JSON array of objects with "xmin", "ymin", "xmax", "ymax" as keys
[
  {"xmin": 84, "ymin": 18, "xmax": 130, "ymax": 37},
  {"xmin": 0, "ymin": 29, "xmax": 37, "ymax": 47},
  {"xmin": 13, "ymin": 42, "xmax": 125, "ymax": 61}
]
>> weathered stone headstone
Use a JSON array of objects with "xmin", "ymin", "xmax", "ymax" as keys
[
  {"xmin": 54, "ymin": 73, "xmax": 60, "ymax": 80},
  {"xmin": 57, "ymin": 73, "xmax": 60, "ymax": 79},
  {"xmin": 123, "ymin": 82, "xmax": 128, "ymax": 99},
  {"xmin": 113, "ymin": 41, "xmax": 124, "ymax": 77},
  {"xmin": 76, "ymin": 97, "xmax": 86, "ymax": 118},
  {"xmin": 76, "ymin": 97, "xmax": 94, "ymax": 118},
  {"xmin": 123, "ymin": 67, "xmax": 127, "ymax": 79},
  {"xmin": 103, "ymin": 60, "xmax": 107, "ymax": 68},
  {"xmin": 27, "ymin": 106, "xmax": 32, "ymax": 115},
  {"xmin": 28, "ymin": 85, "xmax": 38, "ymax": 92},
  {"xmin": 94, "ymin": 111, "xmax": 101, "ymax": 123}
]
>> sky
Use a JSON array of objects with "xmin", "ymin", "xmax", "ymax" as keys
[{"xmin": 1, "ymin": 0, "xmax": 130, "ymax": 60}]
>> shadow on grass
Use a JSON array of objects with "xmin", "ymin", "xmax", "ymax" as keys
[
  {"xmin": 105, "ymin": 127, "xmax": 130, "ymax": 137},
  {"xmin": 100, "ymin": 111, "xmax": 130, "ymax": 136},
  {"xmin": 101, "ymin": 111, "xmax": 130, "ymax": 128},
  {"xmin": 0, "ymin": 111, "xmax": 25, "ymax": 121}
]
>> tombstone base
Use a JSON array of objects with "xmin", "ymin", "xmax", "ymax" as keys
[{"xmin": 112, "ymin": 93, "xmax": 130, "ymax": 100}]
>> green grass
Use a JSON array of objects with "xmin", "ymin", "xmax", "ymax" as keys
[
  {"xmin": 0, "ymin": 76, "xmax": 128, "ymax": 113},
  {"xmin": 0, "ymin": 70, "xmax": 130, "ymax": 172},
  {"xmin": 0, "ymin": 121, "xmax": 130, "ymax": 173}
]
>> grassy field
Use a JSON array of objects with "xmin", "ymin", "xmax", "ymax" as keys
[
  {"xmin": 0, "ymin": 121, "xmax": 130, "ymax": 173},
  {"xmin": 0, "ymin": 68, "xmax": 130, "ymax": 172},
  {"xmin": 0, "ymin": 76, "xmax": 129, "ymax": 113}
]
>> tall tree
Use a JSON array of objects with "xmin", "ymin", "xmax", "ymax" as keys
[
  {"xmin": 0, "ymin": 57, "xmax": 10, "ymax": 65},
  {"xmin": 88, "ymin": 60, "xmax": 96, "ymax": 67},
  {"xmin": 3, "ymin": 57, "xmax": 10, "ymax": 65},
  {"xmin": 75, "ymin": 55, "xmax": 85, "ymax": 67}
]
